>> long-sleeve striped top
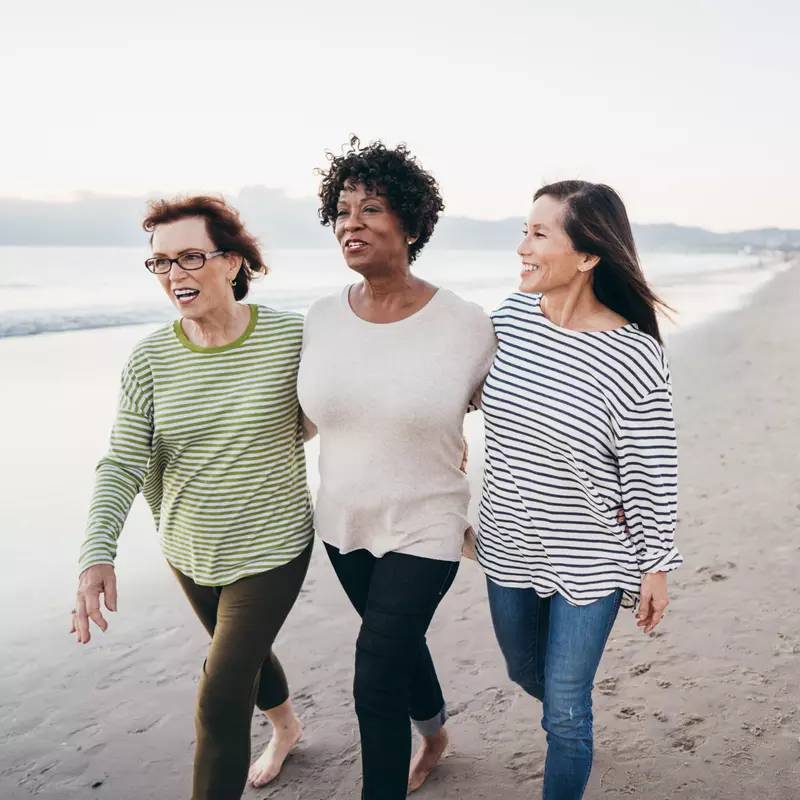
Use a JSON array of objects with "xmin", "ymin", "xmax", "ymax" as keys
[
  {"xmin": 79, "ymin": 305, "xmax": 314, "ymax": 586},
  {"xmin": 477, "ymin": 293, "xmax": 681, "ymax": 607}
]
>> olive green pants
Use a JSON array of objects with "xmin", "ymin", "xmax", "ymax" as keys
[{"xmin": 171, "ymin": 540, "xmax": 313, "ymax": 800}]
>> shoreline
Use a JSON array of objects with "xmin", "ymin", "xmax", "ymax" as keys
[{"xmin": 2, "ymin": 260, "xmax": 799, "ymax": 798}]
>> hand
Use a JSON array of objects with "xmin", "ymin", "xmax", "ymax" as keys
[
  {"xmin": 460, "ymin": 438, "xmax": 469, "ymax": 473},
  {"xmin": 461, "ymin": 527, "xmax": 478, "ymax": 561},
  {"xmin": 70, "ymin": 564, "xmax": 117, "ymax": 644},
  {"xmin": 637, "ymin": 571, "xmax": 668, "ymax": 633}
]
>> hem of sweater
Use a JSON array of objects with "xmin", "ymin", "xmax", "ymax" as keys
[
  {"xmin": 164, "ymin": 530, "xmax": 314, "ymax": 587},
  {"xmin": 478, "ymin": 556, "xmax": 641, "ymax": 610},
  {"xmin": 317, "ymin": 531, "xmax": 461, "ymax": 563}
]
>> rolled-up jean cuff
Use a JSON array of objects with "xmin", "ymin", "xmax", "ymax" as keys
[{"xmin": 412, "ymin": 705, "xmax": 447, "ymax": 736}]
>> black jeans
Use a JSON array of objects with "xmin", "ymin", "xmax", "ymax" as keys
[{"xmin": 325, "ymin": 543, "xmax": 459, "ymax": 800}]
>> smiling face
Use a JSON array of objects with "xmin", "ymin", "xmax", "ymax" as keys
[
  {"xmin": 334, "ymin": 182, "xmax": 412, "ymax": 275},
  {"xmin": 517, "ymin": 194, "xmax": 596, "ymax": 294},
  {"xmin": 151, "ymin": 217, "xmax": 239, "ymax": 320}
]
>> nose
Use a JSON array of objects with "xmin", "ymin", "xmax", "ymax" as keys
[
  {"xmin": 343, "ymin": 211, "xmax": 364, "ymax": 231},
  {"xmin": 517, "ymin": 235, "xmax": 532, "ymax": 258},
  {"xmin": 169, "ymin": 260, "xmax": 187, "ymax": 281}
]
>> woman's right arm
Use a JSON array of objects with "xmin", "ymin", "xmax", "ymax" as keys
[{"xmin": 72, "ymin": 356, "xmax": 154, "ymax": 644}]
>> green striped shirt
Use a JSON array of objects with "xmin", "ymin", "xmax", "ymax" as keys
[{"xmin": 79, "ymin": 305, "xmax": 314, "ymax": 586}]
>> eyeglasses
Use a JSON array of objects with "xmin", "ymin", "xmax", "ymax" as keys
[{"xmin": 144, "ymin": 250, "xmax": 226, "ymax": 274}]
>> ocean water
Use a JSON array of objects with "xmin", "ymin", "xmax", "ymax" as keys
[{"xmin": 0, "ymin": 246, "xmax": 787, "ymax": 339}]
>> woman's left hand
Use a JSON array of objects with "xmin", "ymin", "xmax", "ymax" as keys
[{"xmin": 637, "ymin": 571, "xmax": 669, "ymax": 633}]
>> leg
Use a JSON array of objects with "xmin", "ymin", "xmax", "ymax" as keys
[
  {"xmin": 175, "ymin": 542, "xmax": 312, "ymax": 800},
  {"xmin": 485, "ymin": 577, "xmax": 550, "ymax": 701},
  {"xmin": 541, "ymin": 590, "xmax": 622, "ymax": 800},
  {"xmin": 355, "ymin": 552, "xmax": 458, "ymax": 800},
  {"xmin": 326, "ymin": 544, "xmax": 451, "ymax": 724},
  {"xmin": 326, "ymin": 545, "xmax": 456, "ymax": 795}
]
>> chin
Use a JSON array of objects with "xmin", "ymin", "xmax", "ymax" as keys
[{"xmin": 519, "ymin": 277, "xmax": 542, "ymax": 294}]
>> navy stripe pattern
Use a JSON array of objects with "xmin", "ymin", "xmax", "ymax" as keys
[{"xmin": 477, "ymin": 293, "xmax": 681, "ymax": 607}]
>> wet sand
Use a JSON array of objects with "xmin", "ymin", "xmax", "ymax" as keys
[{"xmin": 2, "ymin": 262, "xmax": 799, "ymax": 799}]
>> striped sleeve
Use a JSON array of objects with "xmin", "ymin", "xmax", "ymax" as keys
[
  {"xmin": 78, "ymin": 355, "xmax": 154, "ymax": 572},
  {"xmin": 617, "ymin": 383, "xmax": 682, "ymax": 573}
]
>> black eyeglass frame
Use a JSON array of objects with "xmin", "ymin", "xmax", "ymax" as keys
[{"xmin": 144, "ymin": 249, "xmax": 227, "ymax": 274}]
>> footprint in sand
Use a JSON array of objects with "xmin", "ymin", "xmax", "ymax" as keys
[
  {"xmin": 629, "ymin": 663, "xmax": 652, "ymax": 677},
  {"xmin": 596, "ymin": 677, "xmax": 618, "ymax": 695}
]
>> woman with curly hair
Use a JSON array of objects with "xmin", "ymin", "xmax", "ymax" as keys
[
  {"xmin": 71, "ymin": 196, "xmax": 314, "ymax": 798},
  {"xmin": 298, "ymin": 138, "xmax": 496, "ymax": 798}
]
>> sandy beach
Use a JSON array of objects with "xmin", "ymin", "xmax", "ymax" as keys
[{"xmin": 2, "ymin": 261, "xmax": 800, "ymax": 799}]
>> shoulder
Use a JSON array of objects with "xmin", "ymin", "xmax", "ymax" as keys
[
  {"xmin": 436, "ymin": 289, "xmax": 493, "ymax": 330},
  {"xmin": 127, "ymin": 323, "xmax": 174, "ymax": 367},
  {"xmin": 255, "ymin": 305, "xmax": 304, "ymax": 335},
  {"xmin": 308, "ymin": 289, "xmax": 345, "ymax": 318},
  {"xmin": 491, "ymin": 292, "xmax": 539, "ymax": 321},
  {"xmin": 614, "ymin": 327, "xmax": 669, "ymax": 375}
]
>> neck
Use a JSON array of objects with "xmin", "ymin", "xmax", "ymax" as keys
[
  {"xmin": 183, "ymin": 300, "xmax": 250, "ymax": 348},
  {"xmin": 540, "ymin": 273, "xmax": 603, "ymax": 330},
  {"xmin": 360, "ymin": 264, "xmax": 418, "ymax": 304}
]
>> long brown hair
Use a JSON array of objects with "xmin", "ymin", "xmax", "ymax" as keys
[
  {"xmin": 142, "ymin": 195, "xmax": 268, "ymax": 301},
  {"xmin": 535, "ymin": 180, "xmax": 668, "ymax": 344}
]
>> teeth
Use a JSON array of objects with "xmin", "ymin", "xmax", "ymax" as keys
[
  {"xmin": 175, "ymin": 289, "xmax": 199, "ymax": 297},
  {"xmin": 522, "ymin": 265, "xmax": 539, "ymax": 273}
]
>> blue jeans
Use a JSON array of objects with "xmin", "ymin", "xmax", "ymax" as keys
[{"xmin": 486, "ymin": 579, "xmax": 622, "ymax": 800}]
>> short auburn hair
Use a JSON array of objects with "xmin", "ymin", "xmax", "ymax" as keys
[{"xmin": 142, "ymin": 195, "xmax": 268, "ymax": 301}]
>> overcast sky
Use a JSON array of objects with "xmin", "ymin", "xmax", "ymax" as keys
[{"xmin": 2, "ymin": 0, "xmax": 797, "ymax": 230}]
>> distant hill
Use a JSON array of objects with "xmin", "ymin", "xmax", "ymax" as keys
[{"xmin": 0, "ymin": 188, "xmax": 798, "ymax": 253}]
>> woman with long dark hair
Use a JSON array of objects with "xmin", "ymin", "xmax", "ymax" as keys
[{"xmin": 477, "ymin": 181, "xmax": 681, "ymax": 799}]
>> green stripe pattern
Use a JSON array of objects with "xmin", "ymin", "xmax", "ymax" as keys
[{"xmin": 79, "ymin": 305, "xmax": 314, "ymax": 586}]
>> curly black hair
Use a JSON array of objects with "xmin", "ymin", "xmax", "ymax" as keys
[{"xmin": 316, "ymin": 136, "xmax": 445, "ymax": 264}]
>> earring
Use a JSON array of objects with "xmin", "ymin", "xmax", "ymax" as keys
[
  {"xmin": 407, "ymin": 238, "xmax": 414, "ymax": 245},
  {"xmin": 230, "ymin": 278, "xmax": 237, "ymax": 286}
]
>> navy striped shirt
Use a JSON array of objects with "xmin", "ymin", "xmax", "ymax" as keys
[{"xmin": 477, "ymin": 293, "xmax": 681, "ymax": 607}]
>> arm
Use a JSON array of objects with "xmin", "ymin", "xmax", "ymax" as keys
[
  {"xmin": 73, "ymin": 357, "xmax": 154, "ymax": 643},
  {"xmin": 617, "ymin": 383, "xmax": 681, "ymax": 632}
]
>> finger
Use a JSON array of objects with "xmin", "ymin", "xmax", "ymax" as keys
[
  {"xmin": 88, "ymin": 607, "xmax": 108, "ymax": 634},
  {"xmin": 104, "ymin": 573, "xmax": 118, "ymax": 612},
  {"xmin": 645, "ymin": 608, "xmax": 664, "ymax": 633},
  {"xmin": 84, "ymin": 585, "xmax": 108, "ymax": 632},
  {"xmin": 637, "ymin": 590, "xmax": 652, "ymax": 622},
  {"xmin": 75, "ymin": 596, "xmax": 91, "ymax": 644}
]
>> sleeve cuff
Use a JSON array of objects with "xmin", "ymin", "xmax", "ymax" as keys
[{"xmin": 639, "ymin": 546, "xmax": 683, "ymax": 574}]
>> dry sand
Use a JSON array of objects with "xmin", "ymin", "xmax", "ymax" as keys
[{"xmin": 2, "ymin": 262, "xmax": 799, "ymax": 799}]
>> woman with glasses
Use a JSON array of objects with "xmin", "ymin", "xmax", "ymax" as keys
[{"xmin": 71, "ymin": 196, "xmax": 314, "ymax": 799}]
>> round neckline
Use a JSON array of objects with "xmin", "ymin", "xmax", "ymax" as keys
[
  {"xmin": 342, "ymin": 284, "xmax": 443, "ymax": 327},
  {"xmin": 174, "ymin": 304, "xmax": 259, "ymax": 353},
  {"xmin": 527, "ymin": 293, "xmax": 637, "ymax": 336}
]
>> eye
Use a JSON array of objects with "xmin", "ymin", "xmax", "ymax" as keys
[
  {"xmin": 181, "ymin": 253, "xmax": 204, "ymax": 266},
  {"xmin": 534, "ymin": 232, "xmax": 546, "ymax": 239},
  {"xmin": 363, "ymin": 205, "xmax": 381, "ymax": 212},
  {"xmin": 335, "ymin": 209, "xmax": 348, "ymax": 218}
]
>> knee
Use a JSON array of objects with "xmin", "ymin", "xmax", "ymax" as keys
[
  {"xmin": 353, "ymin": 641, "xmax": 408, "ymax": 718},
  {"xmin": 542, "ymin": 688, "xmax": 593, "ymax": 744},
  {"xmin": 196, "ymin": 662, "xmax": 251, "ymax": 733}
]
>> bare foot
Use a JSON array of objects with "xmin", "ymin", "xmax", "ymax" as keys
[
  {"xmin": 408, "ymin": 727, "xmax": 449, "ymax": 793},
  {"xmin": 248, "ymin": 717, "xmax": 302, "ymax": 788}
]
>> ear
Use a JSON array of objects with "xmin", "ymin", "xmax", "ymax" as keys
[
  {"xmin": 406, "ymin": 235, "xmax": 418, "ymax": 246},
  {"xmin": 226, "ymin": 253, "xmax": 244, "ymax": 280},
  {"xmin": 577, "ymin": 253, "xmax": 600, "ymax": 273}
]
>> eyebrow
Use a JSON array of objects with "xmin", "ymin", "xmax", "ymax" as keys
[{"xmin": 150, "ymin": 247, "xmax": 207, "ymax": 257}]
